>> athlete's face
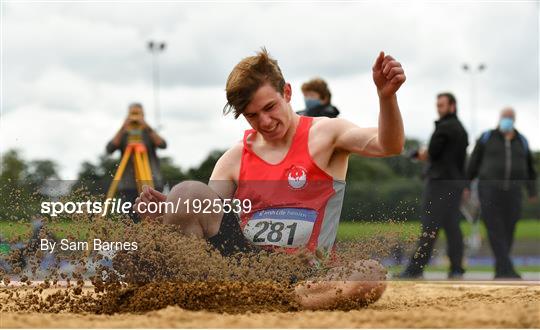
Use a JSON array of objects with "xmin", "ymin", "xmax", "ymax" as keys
[{"xmin": 243, "ymin": 83, "xmax": 292, "ymax": 141}]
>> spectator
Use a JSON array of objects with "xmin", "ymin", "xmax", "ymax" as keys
[
  {"xmin": 466, "ymin": 107, "xmax": 537, "ymax": 279},
  {"xmin": 400, "ymin": 92, "xmax": 469, "ymax": 279},
  {"xmin": 297, "ymin": 78, "xmax": 340, "ymax": 118}
]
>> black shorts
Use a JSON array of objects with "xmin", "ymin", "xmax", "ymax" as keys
[{"xmin": 207, "ymin": 211, "xmax": 261, "ymax": 256}]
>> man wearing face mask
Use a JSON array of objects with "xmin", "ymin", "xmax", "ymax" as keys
[
  {"xmin": 297, "ymin": 78, "xmax": 340, "ymax": 118},
  {"xmin": 466, "ymin": 107, "xmax": 537, "ymax": 279}
]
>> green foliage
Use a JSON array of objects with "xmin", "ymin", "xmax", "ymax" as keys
[
  {"xmin": 0, "ymin": 150, "xmax": 28, "ymax": 182},
  {"xmin": 534, "ymin": 151, "xmax": 540, "ymax": 174},
  {"xmin": 27, "ymin": 160, "xmax": 60, "ymax": 186},
  {"xmin": 346, "ymin": 155, "xmax": 396, "ymax": 181},
  {"xmin": 0, "ymin": 150, "xmax": 60, "ymax": 222},
  {"xmin": 72, "ymin": 154, "xmax": 117, "ymax": 195},
  {"xmin": 160, "ymin": 156, "xmax": 188, "ymax": 186},
  {"xmin": 71, "ymin": 149, "xmax": 225, "ymax": 193},
  {"xmin": 342, "ymin": 179, "xmax": 423, "ymax": 221},
  {"xmin": 1, "ymin": 137, "xmax": 538, "ymax": 225},
  {"xmin": 341, "ymin": 139, "xmax": 424, "ymax": 221},
  {"xmin": 382, "ymin": 139, "xmax": 423, "ymax": 178},
  {"xmin": 186, "ymin": 150, "xmax": 225, "ymax": 182}
]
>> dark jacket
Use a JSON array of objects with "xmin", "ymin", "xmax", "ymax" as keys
[
  {"xmin": 425, "ymin": 113, "xmax": 469, "ymax": 181},
  {"xmin": 467, "ymin": 129, "xmax": 537, "ymax": 197},
  {"xmin": 296, "ymin": 104, "xmax": 340, "ymax": 118}
]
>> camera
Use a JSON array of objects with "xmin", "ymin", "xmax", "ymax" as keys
[
  {"xmin": 126, "ymin": 114, "xmax": 143, "ymax": 132},
  {"xmin": 404, "ymin": 148, "xmax": 419, "ymax": 160}
]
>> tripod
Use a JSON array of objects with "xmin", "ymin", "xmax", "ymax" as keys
[{"xmin": 106, "ymin": 127, "xmax": 154, "ymax": 200}]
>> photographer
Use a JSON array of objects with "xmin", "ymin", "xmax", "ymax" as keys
[
  {"xmin": 400, "ymin": 93, "xmax": 469, "ymax": 279},
  {"xmin": 106, "ymin": 103, "xmax": 167, "ymax": 206}
]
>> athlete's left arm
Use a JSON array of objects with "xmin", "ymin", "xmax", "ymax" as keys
[{"xmin": 334, "ymin": 52, "xmax": 405, "ymax": 157}]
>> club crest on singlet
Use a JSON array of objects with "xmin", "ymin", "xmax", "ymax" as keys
[{"xmin": 287, "ymin": 165, "xmax": 307, "ymax": 189}]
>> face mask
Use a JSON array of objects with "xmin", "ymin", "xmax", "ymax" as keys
[
  {"xmin": 305, "ymin": 98, "xmax": 322, "ymax": 110},
  {"xmin": 499, "ymin": 117, "xmax": 514, "ymax": 133}
]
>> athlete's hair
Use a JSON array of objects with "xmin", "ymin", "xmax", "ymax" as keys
[
  {"xmin": 223, "ymin": 48, "xmax": 286, "ymax": 119},
  {"xmin": 437, "ymin": 92, "xmax": 458, "ymax": 113},
  {"xmin": 301, "ymin": 78, "xmax": 331, "ymax": 104}
]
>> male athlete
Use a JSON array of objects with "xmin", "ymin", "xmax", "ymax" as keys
[{"xmin": 135, "ymin": 49, "xmax": 406, "ymax": 309}]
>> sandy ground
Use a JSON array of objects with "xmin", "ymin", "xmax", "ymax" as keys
[{"xmin": 1, "ymin": 281, "xmax": 539, "ymax": 328}]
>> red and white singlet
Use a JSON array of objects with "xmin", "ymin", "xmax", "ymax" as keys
[{"xmin": 234, "ymin": 116, "xmax": 346, "ymax": 253}]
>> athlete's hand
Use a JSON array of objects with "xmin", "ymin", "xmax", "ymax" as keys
[
  {"xmin": 372, "ymin": 51, "xmax": 406, "ymax": 98},
  {"xmin": 134, "ymin": 185, "xmax": 167, "ymax": 222}
]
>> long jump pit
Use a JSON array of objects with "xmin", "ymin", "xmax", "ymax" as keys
[
  {"xmin": 1, "ymin": 222, "xmax": 539, "ymax": 328},
  {"xmin": 1, "ymin": 280, "xmax": 539, "ymax": 328}
]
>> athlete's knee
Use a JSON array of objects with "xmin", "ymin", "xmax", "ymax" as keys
[
  {"xmin": 360, "ymin": 259, "xmax": 387, "ymax": 302},
  {"xmin": 163, "ymin": 180, "xmax": 221, "ymax": 237},
  {"xmin": 163, "ymin": 181, "xmax": 207, "ymax": 224},
  {"xmin": 167, "ymin": 180, "xmax": 215, "ymax": 202},
  {"xmin": 350, "ymin": 259, "xmax": 387, "ymax": 281},
  {"xmin": 365, "ymin": 259, "xmax": 387, "ymax": 281},
  {"xmin": 346, "ymin": 259, "xmax": 387, "ymax": 300}
]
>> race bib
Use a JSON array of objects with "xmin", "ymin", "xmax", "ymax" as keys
[{"xmin": 243, "ymin": 208, "xmax": 317, "ymax": 247}]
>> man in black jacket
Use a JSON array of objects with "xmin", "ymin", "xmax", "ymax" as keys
[
  {"xmin": 400, "ymin": 92, "xmax": 469, "ymax": 279},
  {"xmin": 466, "ymin": 107, "xmax": 537, "ymax": 279},
  {"xmin": 296, "ymin": 78, "xmax": 340, "ymax": 118}
]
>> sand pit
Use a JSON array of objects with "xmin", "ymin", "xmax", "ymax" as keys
[
  {"xmin": 1, "ymin": 281, "xmax": 539, "ymax": 328},
  {"xmin": 1, "ymin": 219, "xmax": 538, "ymax": 328}
]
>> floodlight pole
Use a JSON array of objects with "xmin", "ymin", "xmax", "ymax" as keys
[
  {"xmin": 462, "ymin": 63, "xmax": 486, "ymax": 141},
  {"xmin": 148, "ymin": 41, "xmax": 166, "ymax": 130}
]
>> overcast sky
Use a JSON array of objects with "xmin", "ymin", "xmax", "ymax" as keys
[{"xmin": 1, "ymin": 1, "xmax": 538, "ymax": 179}]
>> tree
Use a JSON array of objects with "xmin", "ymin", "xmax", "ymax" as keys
[
  {"xmin": 73, "ymin": 154, "xmax": 118, "ymax": 195},
  {"xmin": 0, "ymin": 150, "xmax": 27, "ymax": 182},
  {"xmin": 382, "ymin": 138, "xmax": 423, "ymax": 178},
  {"xmin": 346, "ymin": 156, "xmax": 396, "ymax": 182},
  {"xmin": 160, "ymin": 156, "xmax": 188, "ymax": 187},
  {"xmin": 0, "ymin": 150, "xmax": 60, "ymax": 222},
  {"xmin": 27, "ymin": 160, "xmax": 60, "ymax": 187},
  {"xmin": 187, "ymin": 150, "xmax": 225, "ymax": 182}
]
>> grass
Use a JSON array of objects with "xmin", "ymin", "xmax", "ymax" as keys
[
  {"xmin": 2, "ymin": 219, "xmax": 539, "ymax": 274},
  {"xmin": 337, "ymin": 219, "xmax": 540, "ymax": 241},
  {"xmin": 386, "ymin": 264, "xmax": 540, "ymax": 273},
  {"xmin": 1, "ymin": 219, "xmax": 539, "ymax": 241},
  {"xmin": 0, "ymin": 221, "xmax": 93, "ymax": 241}
]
